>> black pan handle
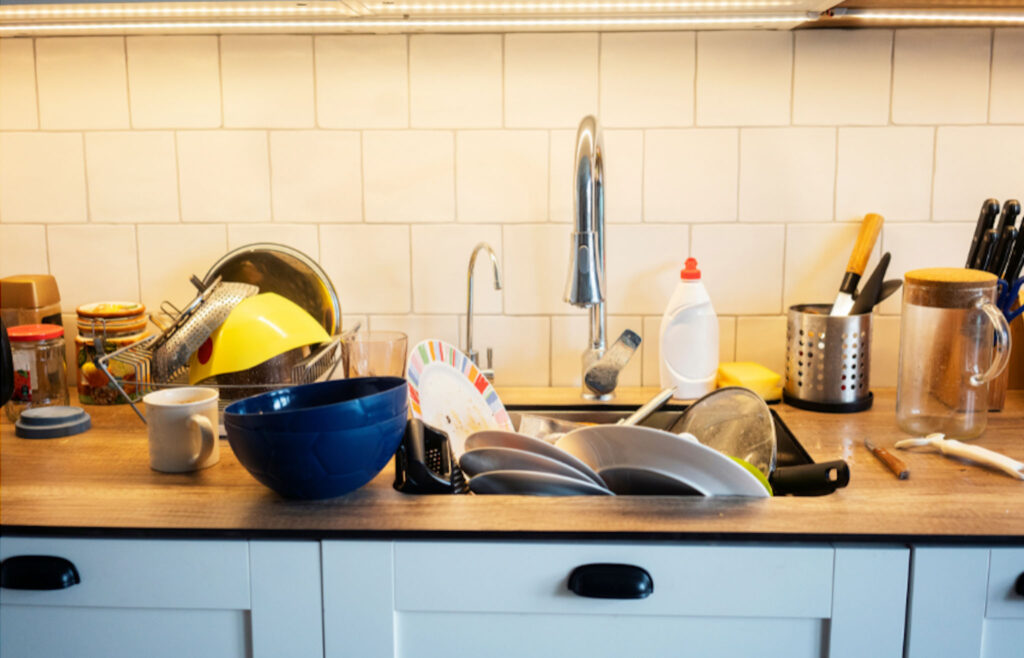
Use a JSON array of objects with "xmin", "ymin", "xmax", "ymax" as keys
[
  {"xmin": 1, "ymin": 555, "xmax": 81, "ymax": 590},
  {"xmin": 771, "ymin": 460, "xmax": 850, "ymax": 496},
  {"xmin": 568, "ymin": 563, "xmax": 653, "ymax": 599}
]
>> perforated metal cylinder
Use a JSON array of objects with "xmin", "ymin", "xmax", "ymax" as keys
[{"xmin": 784, "ymin": 304, "xmax": 872, "ymax": 411}]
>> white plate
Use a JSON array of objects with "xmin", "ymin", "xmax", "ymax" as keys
[
  {"xmin": 407, "ymin": 340, "xmax": 513, "ymax": 456},
  {"xmin": 555, "ymin": 425, "xmax": 770, "ymax": 498},
  {"xmin": 468, "ymin": 470, "xmax": 613, "ymax": 496},
  {"xmin": 465, "ymin": 430, "xmax": 607, "ymax": 488},
  {"xmin": 460, "ymin": 447, "xmax": 596, "ymax": 484}
]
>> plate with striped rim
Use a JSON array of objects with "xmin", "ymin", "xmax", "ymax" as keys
[{"xmin": 406, "ymin": 339, "xmax": 513, "ymax": 456}]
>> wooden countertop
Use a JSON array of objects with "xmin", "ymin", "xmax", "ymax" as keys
[{"xmin": 2, "ymin": 388, "xmax": 1023, "ymax": 543}]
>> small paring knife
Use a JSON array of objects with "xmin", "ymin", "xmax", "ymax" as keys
[
  {"xmin": 830, "ymin": 213, "xmax": 884, "ymax": 316},
  {"xmin": 864, "ymin": 438, "xmax": 909, "ymax": 480}
]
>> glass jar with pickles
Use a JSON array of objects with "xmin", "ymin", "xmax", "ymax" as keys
[{"xmin": 75, "ymin": 301, "xmax": 149, "ymax": 405}]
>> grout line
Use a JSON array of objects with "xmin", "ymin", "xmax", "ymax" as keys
[
  {"xmin": 31, "ymin": 37, "xmax": 42, "ymax": 129},
  {"xmin": 887, "ymin": 30, "xmax": 896, "ymax": 126},
  {"xmin": 788, "ymin": 31, "xmax": 796, "ymax": 125},
  {"xmin": 80, "ymin": 132, "xmax": 92, "ymax": 222},
  {"xmin": 216, "ymin": 35, "xmax": 225, "ymax": 128},
  {"xmin": 310, "ymin": 35, "xmax": 320, "ymax": 129},
  {"xmin": 832, "ymin": 126, "xmax": 840, "ymax": 221},
  {"xmin": 690, "ymin": 31, "xmax": 698, "ymax": 127},
  {"xmin": 265, "ymin": 130, "xmax": 275, "ymax": 221},
  {"xmin": 121, "ymin": 36, "xmax": 132, "ymax": 129},
  {"xmin": 929, "ymin": 126, "xmax": 938, "ymax": 222},
  {"xmin": 172, "ymin": 131, "xmax": 183, "ymax": 221},
  {"xmin": 358, "ymin": 131, "xmax": 367, "ymax": 222},
  {"xmin": 405, "ymin": 34, "xmax": 412, "ymax": 128}
]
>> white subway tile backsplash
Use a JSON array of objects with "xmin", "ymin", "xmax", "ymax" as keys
[
  {"xmin": 0, "ymin": 225, "xmax": 48, "ymax": 277},
  {"xmin": 696, "ymin": 31, "xmax": 792, "ymax": 127},
  {"xmin": 363, "ymin": 131, "xmax": 454, "ymax": 222},
  {"xmin": 793, "ymin": 30, "xmax": 892, "ymax": 126},
  {"xmin": 879, "ymin": 222, "xmax": 977, "ymax": 314},
  {"xmin": 35, "ymin": 37, "xmax": 129, "ymax": 129},
  {"xmin": 0, "ymin": 133, "xmax": 87, "ymax": 223},
  {"xmin": 502, "ymin": 224, "xmax": 582, "ymax": 315},
  {"xmin": 892, "ymin": 29, "xmax": 991, "ymax": 125},
  {"xmin": 549, "ymin": 129, "xmax": 574, "ymax": 223},
  {"xmin": 691, "ymin": 223, "xmax": 785, "ymax": 315},
  {"xmin": 269, "ymin": 131, "xmax": 362, "ymax": 222},
  {"xmin": 409, "ymin": 35, "xmax": 502, "ymax": 129},
  {"xmin": 226, "ymin": 224, "xmax": 319, "ymax": 259},
  {"xmin": 783, "ymin": 223, "xmax": 883, "ymax": 310},
  {"xmin": 85, "ymin": 132, "xmax": 179, "ymax": 223},
  {"xmin": 456, "ymin": 131, "xmax": 548, "ymax": 223},
  {"xmin": 603, "ymin": 130, "xmax": 644, "ymax": 223},
  {"xmin": 644, "ymin": 129, "xmax": 738, "ymax": 223},
  {"xmin": 551, "ymin": 315, "xmax": 642, "ymax": 387},
  {"xmin": 5, "ymin": 30, "xmax": 1020, "ymax": 387},
  {"xmin": 835, "ymin": 127, "xmax": 933, "ymax": 223},
  {"xmin": 933, "ymin": 127, "xmax": 1024, "ymax": 222},
  {"xmin": 0, "ymin": 39, "xmax": 38, "ymax": 130},
  {"xmin": 126, "ymin": 36, "xmax": 221, "ymax": 129},
  {"xmin": 320, "ymin": 224, "xmax": 411, "ymax": 314},
  {"xmin": 990, "ymin": 29, "xmax": 1024, "ymax": 124},
  {"xmin": 35, "ymin": 37, "xmax": 129, "ymax": 130},
  {"xmin": 735, "ymin": 316, "xmax": 787, "ymax": 376},
  {"xmin": 47, "ymin": 225, "xmax": 139, "ymax": 311},
  {"xmin": 739, "ymin": 128, "xmax": 835, "ymax": 223},
  {"xmin": 315, "ymin": 35, "xmax": 408, "ymax": 129},
  {"xmin": 505, "ymin": 33, "xmax": 598, "ymax": 129},
  {"xmin": 459, "ymin": 315, "xmax": 550, "ymax": 386},
  {"xmin": 599, "ymin": 32, "xmax": 694, "ymax": 128},
  {"xmin": 411, "ymin": 224, "xmax": 503, "ymax": 314},
  {"xmin": 137, "ymin": 224, "xmax": 227, "ymax": 311},
  {"xmin": 641, "ymin": 315, "xmax": 735, "ymax": 387},
  {"xmin": 370, "ymin": 315, "xmax": 460, "ymax": 353},
  {"xmin": 606, "ymin": 224, "xmax": 689, "ymax": 315},
  {"xmin": 177, "ymin": 131, "xmax": 271, "ymax": 223},
  {"xmin": 221, "ymin": 35, "xmax": 315, "ymax": 128}
]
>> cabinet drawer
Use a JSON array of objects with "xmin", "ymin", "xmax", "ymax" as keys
[
  {"xmin": 987, "ymin": 548, "xmax": 1024, "ymax": 619},
  {"xmin": 0, "ymin": 537, "xmax": 250, "ymax": 610},
  {"xmin": 395, "ymin": 540, "xmax": 833, "ymax": 618}
]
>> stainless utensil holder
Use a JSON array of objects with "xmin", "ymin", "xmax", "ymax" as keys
[{"xmin": 783, "ymin": 304, "xmax": 873, "ymax": 413}]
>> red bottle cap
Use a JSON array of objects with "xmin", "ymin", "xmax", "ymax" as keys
[
  {"xmin": 681, "ymin": 258, "xmax": 701, "ymax": 280},
  {"xmin": 7, "ymin": 323, "xmax": 64, "ymax": 342}
]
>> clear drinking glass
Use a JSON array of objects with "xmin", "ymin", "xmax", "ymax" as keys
[
  {"xmin": 344, "ymin": 331, "xmax": 409, "ymax": 378},
  {"xmin": 896, "ymin": 268, "xmax": 1011, "ymax": 439}
]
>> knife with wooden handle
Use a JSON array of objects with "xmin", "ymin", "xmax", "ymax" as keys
[{"xmin": 830, "ymin": 213, "xmax": 884, "ymax": 316}]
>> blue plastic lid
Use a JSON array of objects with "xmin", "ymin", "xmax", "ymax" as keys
[{"xmin": 15, "ymin": 406, "xmax": 91, "ymax": 439}]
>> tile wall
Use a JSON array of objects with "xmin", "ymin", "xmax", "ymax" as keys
[{"xmin": 1, "ymin": 28, "xmax": 1022, "ymax": 387}]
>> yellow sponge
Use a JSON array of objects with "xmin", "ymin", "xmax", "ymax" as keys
[{"xmin": 717, "ymin": 362, "xmax": 782, "ymax": 402}]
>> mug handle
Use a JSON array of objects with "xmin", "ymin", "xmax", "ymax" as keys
[
  {"xmin": 186, "ymin": 414, "xmax": 216, "ymax": 468},
  {"xmin": 969, "ymin": 300, "xmax": 1012, "ymax": 387}
]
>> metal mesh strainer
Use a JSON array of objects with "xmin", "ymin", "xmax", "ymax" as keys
[{"xmin": 152, "ymin": 279, "xmax": 259, "ymax": 381}]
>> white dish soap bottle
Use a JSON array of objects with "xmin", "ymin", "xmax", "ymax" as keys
[{"xmin": 659, "ymin": 257, "xmax": 718, "ymax": 399}]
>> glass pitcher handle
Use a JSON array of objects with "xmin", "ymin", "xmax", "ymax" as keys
[{"xmin": 970, "ymin": 300, "xmax": 1012, "ymax": 387}]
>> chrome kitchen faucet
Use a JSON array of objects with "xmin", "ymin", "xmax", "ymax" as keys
[
  {"xmin": 466, "ymin": 242, "xmax": 502, "ymax": 382},
  {"xmin": 564, "ymin": 115, "xmax": 640, "ymax": 400}
]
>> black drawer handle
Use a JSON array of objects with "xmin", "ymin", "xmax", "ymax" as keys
[
  {"xmin": 1015, "ymin": 572, "xmax": 1024, "ymax": 597},
  {"xmin": 1, "ymin": 555, "xmax": 80, "ymax": 590},
  {"xmin": 568, "ymin": 563, "xmax": 652, "ymax": 599}
]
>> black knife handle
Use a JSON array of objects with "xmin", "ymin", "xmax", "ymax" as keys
[
  {"xmin": 1004, "ymin": 229, "xmax": 1024, "ymax": 283},
  {"xmin": 966, "ymin": 199, "xmax": 1001, "ymax": 268},
  {"xmin": 974, "ymin": 229, "xmax": 1000, "ymax": 271},
  {"xmin": 1, "ymin": 556, "xmax": 81, "ymax": 590},
  {"xmin": 991, "ymin": 226, "xmax": 1019, "ymax": 277},
  {"xmin": 995, "ymin": 199, "xmax": 1021, "ymax": 234},
  {"xmin": 568, "ymin": 564, "xmax": 653, "ymax": 599}
]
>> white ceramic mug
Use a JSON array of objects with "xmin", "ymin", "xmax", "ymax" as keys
[{"xmin": 143, "ymin": 387, "xmax": 220, "ymax": 473}]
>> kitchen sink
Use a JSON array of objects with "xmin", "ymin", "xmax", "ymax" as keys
[{"xmin": 504, "ymin": 404, "xmax": 847, "ymax": 496}]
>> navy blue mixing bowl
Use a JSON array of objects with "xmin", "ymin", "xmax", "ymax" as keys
[
  {"xmin": 223, "ymin": 377, "xmax": 409, "ymax": 499},
  {"xmin": 223, "ymin": 377, "xmax": 407, "ymax": 432}
]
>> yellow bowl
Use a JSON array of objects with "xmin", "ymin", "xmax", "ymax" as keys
[{"xmin": 188, "ymin": 293, "xmax": 330, "ymax": 385}]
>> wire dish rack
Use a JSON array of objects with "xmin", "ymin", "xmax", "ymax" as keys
[{"xmin": 94, "ymin": 276, "xmax": 350, "ymax": 424}]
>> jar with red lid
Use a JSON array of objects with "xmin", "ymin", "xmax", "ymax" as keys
[{"xmin": 5, "ymin": 324, "xmax": 69, "ymax": 422}]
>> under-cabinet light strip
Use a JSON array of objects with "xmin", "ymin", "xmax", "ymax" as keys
[
  {"xmin": 836, "ymin": 10, "xmax": 1024, "ymax": 24},
  {"xmin": 1, "ymin": 5, "xmax": 351, "ymax": 20},
  {"xmin": 0, "ymin": 14, "xmax": 805, "ymax": 34},
  {"xmin": 378, "ymin": 1, "xmax": 798, "ymax": 11}
]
